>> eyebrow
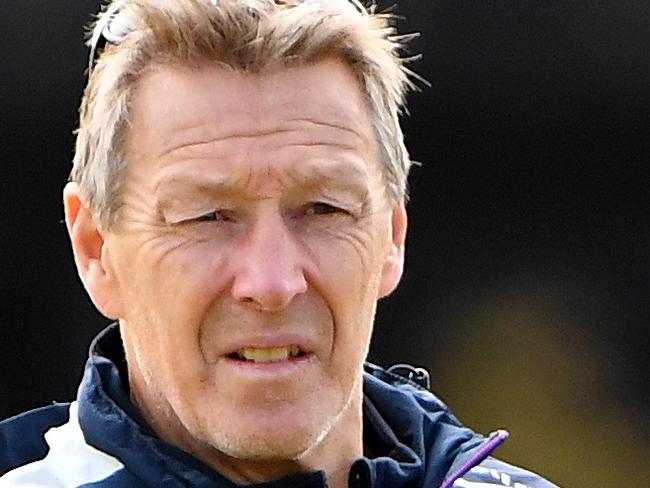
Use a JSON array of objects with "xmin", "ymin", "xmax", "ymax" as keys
[
  {"xmin": 283, "ymin": 159, "xmax": 371, "ymax": 194},
  {"xmin": 154, "ymin": 159, "xmax": 372, "ymax": 202},
  {"xmin": 153, "ymin": 175, "xmax": 246, "ymax": 219},
  {"xmin": 155, "ymin": 175, "xmax": 245, "ymax": 199}
]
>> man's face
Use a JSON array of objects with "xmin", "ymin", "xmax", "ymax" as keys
[{"xmin": 97, "ymin": 57, "xmax": 405, "ymax": 460}]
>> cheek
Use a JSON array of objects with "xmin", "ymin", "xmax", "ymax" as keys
[
  {"xmin": 132, "ymin": 235, "xmax": 229, "ymax": 306},
  {"xmin": 118, "ymin": 236, "xmax": 232, "ymax": 370},
  {"xmin": 306, "ymin": 221, "xmax": 375, "ymax": 269},
  {"xmin": 305, "ymin": 220, "xmax": 388, "ymax": 298},
  {"xmin": 304, "ymin": 224, "xmax": 387, "ymax": 360}
]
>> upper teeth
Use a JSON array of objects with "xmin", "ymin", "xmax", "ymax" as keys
[{"xmin": 237, "ymin": 346, "xmax": 301, "ymax": 363}]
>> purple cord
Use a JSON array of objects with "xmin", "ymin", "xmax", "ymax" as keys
[{"xmin": 439, "ymin": 429, "xmax": 510, "ymax": 488}]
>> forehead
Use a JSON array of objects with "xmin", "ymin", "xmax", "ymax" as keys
[
  {"xmin": 131, "ymin": 59, "xmax": 372, "ymax": 146},
  {"xmin": 124, "ymin": 57, "xmax": 380, "ymax": 194}
]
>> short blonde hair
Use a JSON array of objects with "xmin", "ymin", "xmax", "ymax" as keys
[{"xmin": 72, "ymin": 0, "xmax": 418, "ymax": 228}]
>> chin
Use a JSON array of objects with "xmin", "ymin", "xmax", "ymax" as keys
[
  {"xmin": 190, "ymin": 400, "xmax": 343, "ymax": 462},
  {"xmin": 203, "ymin": 421, "xmax": 332, "ymax": 461}
]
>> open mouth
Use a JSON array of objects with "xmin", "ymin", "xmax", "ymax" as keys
[{"xmin": 226, "ymin": 346, "xmax": 308, "ymax": 363}]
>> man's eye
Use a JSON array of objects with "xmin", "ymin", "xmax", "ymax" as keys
[
  {"xmin": 305, "ymin": 202, "xmax": 346, "ymax": 216},
  {"xmin": 194, "ymin": 210, "xmax": 223, "ymax": 222}
]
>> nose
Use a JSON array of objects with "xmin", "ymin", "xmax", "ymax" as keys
[{"xmin": 231, "ymin": 210, "xmax": 308, "ymax": 311}]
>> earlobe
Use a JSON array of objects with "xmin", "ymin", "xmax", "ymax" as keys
[
  {"xmin": 378, "ymin": 205, "xmax": 407, "ymax": 299},
  {"xmin": 63, "ymin": 182, "xmax": 123, "ymax": 318}
]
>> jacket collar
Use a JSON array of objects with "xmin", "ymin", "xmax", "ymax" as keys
[{"xmin": 76, "ymin": 323, "xmax": 504, "ymax": 487}]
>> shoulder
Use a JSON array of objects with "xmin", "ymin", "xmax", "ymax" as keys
[
  {"xmin": 363, "ymin": 363, "xmax": 560, "ymax": 488},
  {"xmin": 456, "ymin": 457, "xmax": 561, "ymax": 488},
  {"xmin": 0, "ymin": 402, "xmax": 126, "ymax": 487},
  {"xmin": 363, "ymin": 362, "xmax": 467, "ymax": 431},
  {"xmin": 0, "ymin": 403, "xmax": 70, "ymax": 475}
]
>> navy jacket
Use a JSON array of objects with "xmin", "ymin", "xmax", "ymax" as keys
[{"xmin": 0, "ymin": 325, "xmax": 559, "ymax": 487}]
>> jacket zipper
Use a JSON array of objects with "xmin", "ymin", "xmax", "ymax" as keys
[{"xmin": 438, "ymin": 429, "xmax": 510, "ymax": 488}]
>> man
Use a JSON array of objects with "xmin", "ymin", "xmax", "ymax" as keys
[{"xmin": 0, "ymin": 1, "xmax": 558, "ymax": 487}]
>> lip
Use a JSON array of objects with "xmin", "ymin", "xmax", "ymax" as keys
[
  {"xmin": 220, "ymin": 333, "xmax": 317, "ymax": 358},
  {"xmin": 217, "ymin": 351, "xmax": 318, "ymax": 379},
  {"xmin": 216, "ymin": 333, "xmax": 318, "ymax": 378}
]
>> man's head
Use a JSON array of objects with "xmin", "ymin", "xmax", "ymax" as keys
[
  {"xmin": 72, "ymin": 0, "xmax": 414, "ymax": 229},
  {"xmin": 64, "ymin": 0, "xmax": 414, "ymax": 478}
]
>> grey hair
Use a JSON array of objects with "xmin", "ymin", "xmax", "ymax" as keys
[{"xmin": 71, "ymin": 0, "xmax": 419, "ymax": 228}]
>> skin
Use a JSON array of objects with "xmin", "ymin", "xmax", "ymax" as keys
[{"xmin": 64, "ymin": 57, "xmax": 406, "ymax": 487}]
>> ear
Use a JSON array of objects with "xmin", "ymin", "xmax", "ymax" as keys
[
  {"xmin": 378, "ymin": 204, "xmax": 407, "ymax": 299},
  {"xmin": 63, "ymin": 182, "xmax": 124, "ymax": 319}
]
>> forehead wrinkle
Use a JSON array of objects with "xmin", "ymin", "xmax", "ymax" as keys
[
  {"xmin": 285, "ymin": 116, "xmax": 372, "ymax": 148},
  {"xmin": 155, "ymin": 118, "xmax": 369, "ymax": 162}
]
